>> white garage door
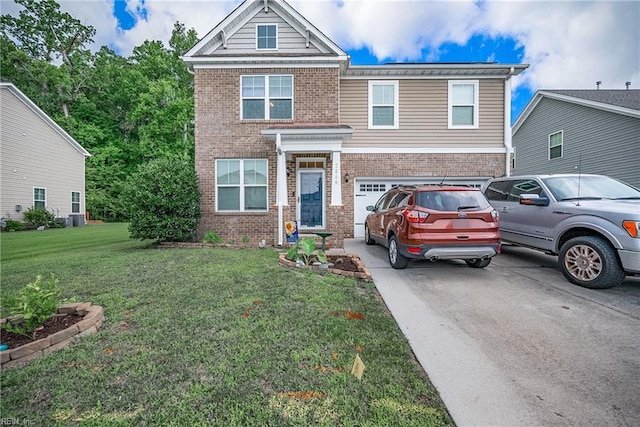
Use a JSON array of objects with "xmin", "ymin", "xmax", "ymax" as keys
[{"xmin": 353, "ymin": 177, "xmax": 488, "ymax": 238}]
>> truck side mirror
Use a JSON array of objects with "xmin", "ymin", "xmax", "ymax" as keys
[{"xmin": 519, "ymin": 194, "xmax": 550, "ymax": 206}]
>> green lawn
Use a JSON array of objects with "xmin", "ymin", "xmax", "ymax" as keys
[{"xmin": 0, "ymin": 224, "xmax": 453, "ymax": 426}]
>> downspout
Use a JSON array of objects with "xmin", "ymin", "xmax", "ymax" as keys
[
  {"xmin": 504, "ymin": 67, "xmax": 515, "ymax": 176},
  {"xmin": 276, "ymin": 133, "xmax": 285, "ymax": 246}
]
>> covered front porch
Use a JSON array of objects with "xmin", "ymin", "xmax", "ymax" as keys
[{"xmin": 261, "ymin": 124, "xmax": 353, "ymax": 247}]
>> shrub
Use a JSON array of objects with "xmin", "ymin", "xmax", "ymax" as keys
[
  {"xmin": 23, "ymin": 207, "xmax": 55, "ymax": 227},
  {"xmin": 2, "ymin": 219, "xmax": 24, "ymax": 232},
  {"xmin": 123, "ymin": 158, "xmax": 201, "ymax": 242},
  {"xmin": 1, "ymin": 274, "xmax": 62, "ymax": 339},
  {"xmin": 203, "ymin": 230, "xmax": 223, "ymax": 244},
  {"xmin": 285, "ymin": 237, "xmax": 327, "ymax": 265}
]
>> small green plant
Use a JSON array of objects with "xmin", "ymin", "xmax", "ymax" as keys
[
  {"xmin": 1, "ymin": 274, "xmax": 62, "ymax": 340},
  {"xmin": 285, "ymin": 237, "xmax": 327, "ymax": 265},
  {"xmin": 23, "ymin": 207, "xmax": 55, "ymax": 227},
  {"xmin": 242, "ymin": 236, "xmax": 250, "ymax": 245},
  {"xmin": 203, "ymin": 230, "xmax": 223, "ymax": 244},
  {"xmin": 2, "ymin": 219, "xmax": 24, "ymax": 232}
]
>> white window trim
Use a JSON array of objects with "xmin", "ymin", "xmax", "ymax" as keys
[
  {"xmin": 255, "ymin": 24, "xmax": 278, "ymax": 50},
  {"xmin": 548, "ymin": 130, "xmax": 564, "ymax": 160},
  {"xmin": 71, "ymin": 191, "xmax": 81, "ymax": 214},
  {"xmin": 297, "ymin": 158, "xmax": 326, "ymax": 230},
  {"xmin": 448, "ymin": 80, "xmax": 479, "ymax": 129},
  {"xmin": 368, "ymin": 80, "xmax": 399, "ymax": 129},
  {"xmin": 215, "ymin": 159, "xmax": 269, "ymax": 212},
  {"xmin": 240, "ymin": 74, "xmax": 294, "ymax": 120},
  {"xmin": 34, "ymin": 187, "xmax": 46, "ymax": 209}
]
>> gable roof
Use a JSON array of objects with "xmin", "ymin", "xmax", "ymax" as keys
[
  {"xmin": 0, "ymin": 83, "xmax": 91, "ymax": 157},
  {"xmin": 513, "ymin": 89, "xmax": 640, "ymax": 134},
  {"xmin": 183, "ymin": 0, "xmax": 347, "ymax": 68}
]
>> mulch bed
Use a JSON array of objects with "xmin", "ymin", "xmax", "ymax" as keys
[
  {"xmin": 328, "ymin": 256, "xmax": 360, "ymax": 272},
  {"xmin": 1, "ymin": 314, "xmax": 83, "ymax": 349}
]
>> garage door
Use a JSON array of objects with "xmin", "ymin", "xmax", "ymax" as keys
[{"xmin": 353, "ymin": 177, "xmax": 488, "ymax": 238}]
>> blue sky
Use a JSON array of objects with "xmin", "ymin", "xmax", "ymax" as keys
[{"xmin": 5, "ymin": 0, "xmax": 638, "ymax": 123}]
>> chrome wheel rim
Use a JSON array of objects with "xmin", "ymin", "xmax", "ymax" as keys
[
  {"xmin": 389, "ymin": 239, "xmax": 398, "ymax": 264},
  {"xmin": 564, "ymin": 244, "xmax": 602, "ymax": 282}
]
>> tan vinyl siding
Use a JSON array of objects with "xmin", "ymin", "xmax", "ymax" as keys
[
  {"xmin": 340, "ymin": 79, "xmax": 505, "ymax": 149},
  {"xmin": 0, "ymin": 88, "xmax": 86, "ymax": 222},
  {"xmin": 218, "ymin": 12, "xmax": 322, "ymax": 54}
]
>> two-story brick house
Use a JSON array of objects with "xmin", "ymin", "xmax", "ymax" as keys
[{"xmin": 183, "ymin": 0, "xmax": 528, "ymax": 247}]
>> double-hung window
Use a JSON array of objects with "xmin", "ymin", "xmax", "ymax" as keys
[
  {"xmin": 549, "ymin": 131, "xmax": 563, "ymax": 160},
  {"xmin": 448, "ymin": 80, "xmax": 479, "ymax": 129},
  {"xmin": 71, "ymin": 191, "xmax": 81, "ymax": 213},
  {"xmin": 241, "ymin": 75, "xmax": 293, "ymax": 120},
  {"xmin": 216, "ymin": 159, "xmax": 268, "ymax": 212},
  {"xmin": 256, "ymin": 24, "xmax": 277, "ymax": 50},
  {"xmin": 34, "ymin": 187, "xmax": 46, "ymax": 208},
  {"xmin": 368, "ymin": 81, "xmax": 399, "ymax": 129}
]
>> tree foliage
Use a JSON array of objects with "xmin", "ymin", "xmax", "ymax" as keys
[
  {"xmin": 1, "ymin": 1, "xmax": 199, "ymax": 221},
  {"xmin": 123, "ymin": 158, "xmax": 201, "ymax": 242}
]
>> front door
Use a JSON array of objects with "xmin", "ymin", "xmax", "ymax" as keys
[{"xmin": 298, "ymin": 170, "xmax": 325, "ymax": 229}]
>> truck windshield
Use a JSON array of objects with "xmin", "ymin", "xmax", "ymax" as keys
[{"xmin": 543, "ymin": 176, "xmax": 640, "ymax": 201}]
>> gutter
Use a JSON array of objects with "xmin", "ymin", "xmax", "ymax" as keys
[{"xmin": 504, "ymin": 67, "xmax": 515, "ymax": 176}]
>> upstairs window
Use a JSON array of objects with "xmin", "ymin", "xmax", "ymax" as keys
[
  {"xmin": 368, "ymin": 81, "xmax": 399, "ymax": 129},
  {"xmin": 448, "ymin": 80, "xmax": 479, "ymax": 129},
  {"xmin": 34, "ymin": 187, "xmax": 46, "ymax": 208},
  {"xmin": 256, "ymin": 24, "xmax": 277, "ymax": 50},
  {"xmin": 549, "ymin": 131, "xmax": 563, "ymax": 160},
  {"xmin": 241, "ymin": 75, "xmax": 293, "ymax": 120},
  {"xmin": 71, "ymin": 191, "xmax": 81, "ymax": 213}
]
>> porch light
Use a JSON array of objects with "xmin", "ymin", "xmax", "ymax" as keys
[
  {"xmin": 286, "ymin": 167, "xmax": 291, "ymax": 177},
  {"xmin": 344, "ymin": 173, "xmax": 350, "ymax": 183}
]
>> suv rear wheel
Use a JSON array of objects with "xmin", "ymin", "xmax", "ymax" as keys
[
  {"xmin": 388, "ymin": 235, "xmax": 409, "ymax": 269},
  {"xmin": 465, "ymin": 258, "xmax": 491, "ymax": 268},
  {"xmin": 558, "ymin": 236, "xmax": 625, "ymax": 289}
]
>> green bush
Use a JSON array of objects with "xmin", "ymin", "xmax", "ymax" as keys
[
  {"xmin": 1, "ymin": 274, "xmax": 62, "ymax": 339},
  {"xmin": 2, "ymin": 219, "xmax": 24, "ymax": 232},
  {"xmin": 23, "ymin": 207, "xmax": 55, "ymax": 227},
  {"xmin": 203, "ymin": 230, "xmax": 223, "ymax": 244},
  {"xmin": 123, "ymin": 158, "xmax": 201, "ymax": 242}
]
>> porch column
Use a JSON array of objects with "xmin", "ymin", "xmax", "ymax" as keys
[
  {"xmin": 276, "ymin": 133, "xmax": 288, "ymax": 246},
  {"xmin": 330, "ymin": 150, "xmax": 342, "ymax": 206}
]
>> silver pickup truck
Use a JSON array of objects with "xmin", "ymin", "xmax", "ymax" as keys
[{"xmin": 483, "ymin": 174, "xmax": 640, "ymax": 289}]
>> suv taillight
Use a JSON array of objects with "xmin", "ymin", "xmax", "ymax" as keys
[
  {"xmin": 491, "ymin": 209, "xmax": 499, "ymax": 220},
  {"xmin": 402, "ymin": 209, "xmax": 429, "ymax": 223}
]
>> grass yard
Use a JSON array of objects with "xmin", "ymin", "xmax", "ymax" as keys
[{"xmin": 0, "ymin": 224, "xmax": 453, "ymax": 426}]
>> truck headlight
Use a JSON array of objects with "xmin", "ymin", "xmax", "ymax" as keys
[{"xmin": 622, "ymin": 220, "xmax": 640, "ymax": 238}]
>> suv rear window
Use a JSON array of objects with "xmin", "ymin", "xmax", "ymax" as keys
[{"xmin": 415, "ymin": 190, "xmax": 490, "ymax": 211}]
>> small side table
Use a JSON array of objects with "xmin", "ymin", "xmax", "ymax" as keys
[{"xmin": 315, "ymin": 232, "xmax": 333, "ymax": 251}]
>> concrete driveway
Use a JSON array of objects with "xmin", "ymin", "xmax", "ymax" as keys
[{"xmin": 344, "ymin": 239, "xmax": 640, "ymax": 427}]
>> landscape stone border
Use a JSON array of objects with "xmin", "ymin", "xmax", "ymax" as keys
[
  {"xmin": 278, "ymin": 253, "xmax": 373, "ymax": 282},
  {"xmin": 1, "ymin": 303, "xmax": 104, "ymax": 369}
]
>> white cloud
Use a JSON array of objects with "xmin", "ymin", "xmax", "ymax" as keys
[{"xmin": 4, "ymin": 0, "xmax": 639, "ymax": 94}]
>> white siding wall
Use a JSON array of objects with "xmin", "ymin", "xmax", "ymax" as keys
[{"xmin": 0, "ymin": 88, "xmax": 86, "ymax": 222}]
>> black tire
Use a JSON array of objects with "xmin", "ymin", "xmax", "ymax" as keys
[
  {"xmin": 465, "ymin": 258, "xmax": 491, "ymax": 268},
  {"xmin": 364, "ymin": 224, "xmax": 376, "ymax": 246},
  {"xmin": 388, "ymin": 235, "xmax": 409, "ymax": 269},
  {"xmin": 558, "ymin": 236, "xmax": 624, "ymax": 289}
]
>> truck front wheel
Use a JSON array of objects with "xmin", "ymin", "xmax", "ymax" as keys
[{"xmin": 558, "ymin": 236, "xmax": 625, "ymax": 289}]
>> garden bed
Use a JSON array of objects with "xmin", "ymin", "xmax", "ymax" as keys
[
  {"xmin": 1, "ymin": 303, "xmax": 104, "ymax": 369},
  {"xmin": 278, "ymin": 253, "xmax": 373, "ymax": 281}
]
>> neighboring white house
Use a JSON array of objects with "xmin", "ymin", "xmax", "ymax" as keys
[{"xmin": 0, "ymin": 82, "xmax": 91, "ymax": 226}]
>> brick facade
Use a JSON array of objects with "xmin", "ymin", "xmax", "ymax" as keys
[{"xmin": 194, "ymin": 67, "xmax": 340, "ymax": 246}]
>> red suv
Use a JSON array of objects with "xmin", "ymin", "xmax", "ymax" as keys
[{"xmin": 365, "ymin": 185, "xmax": 501, "ymax": 269}]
